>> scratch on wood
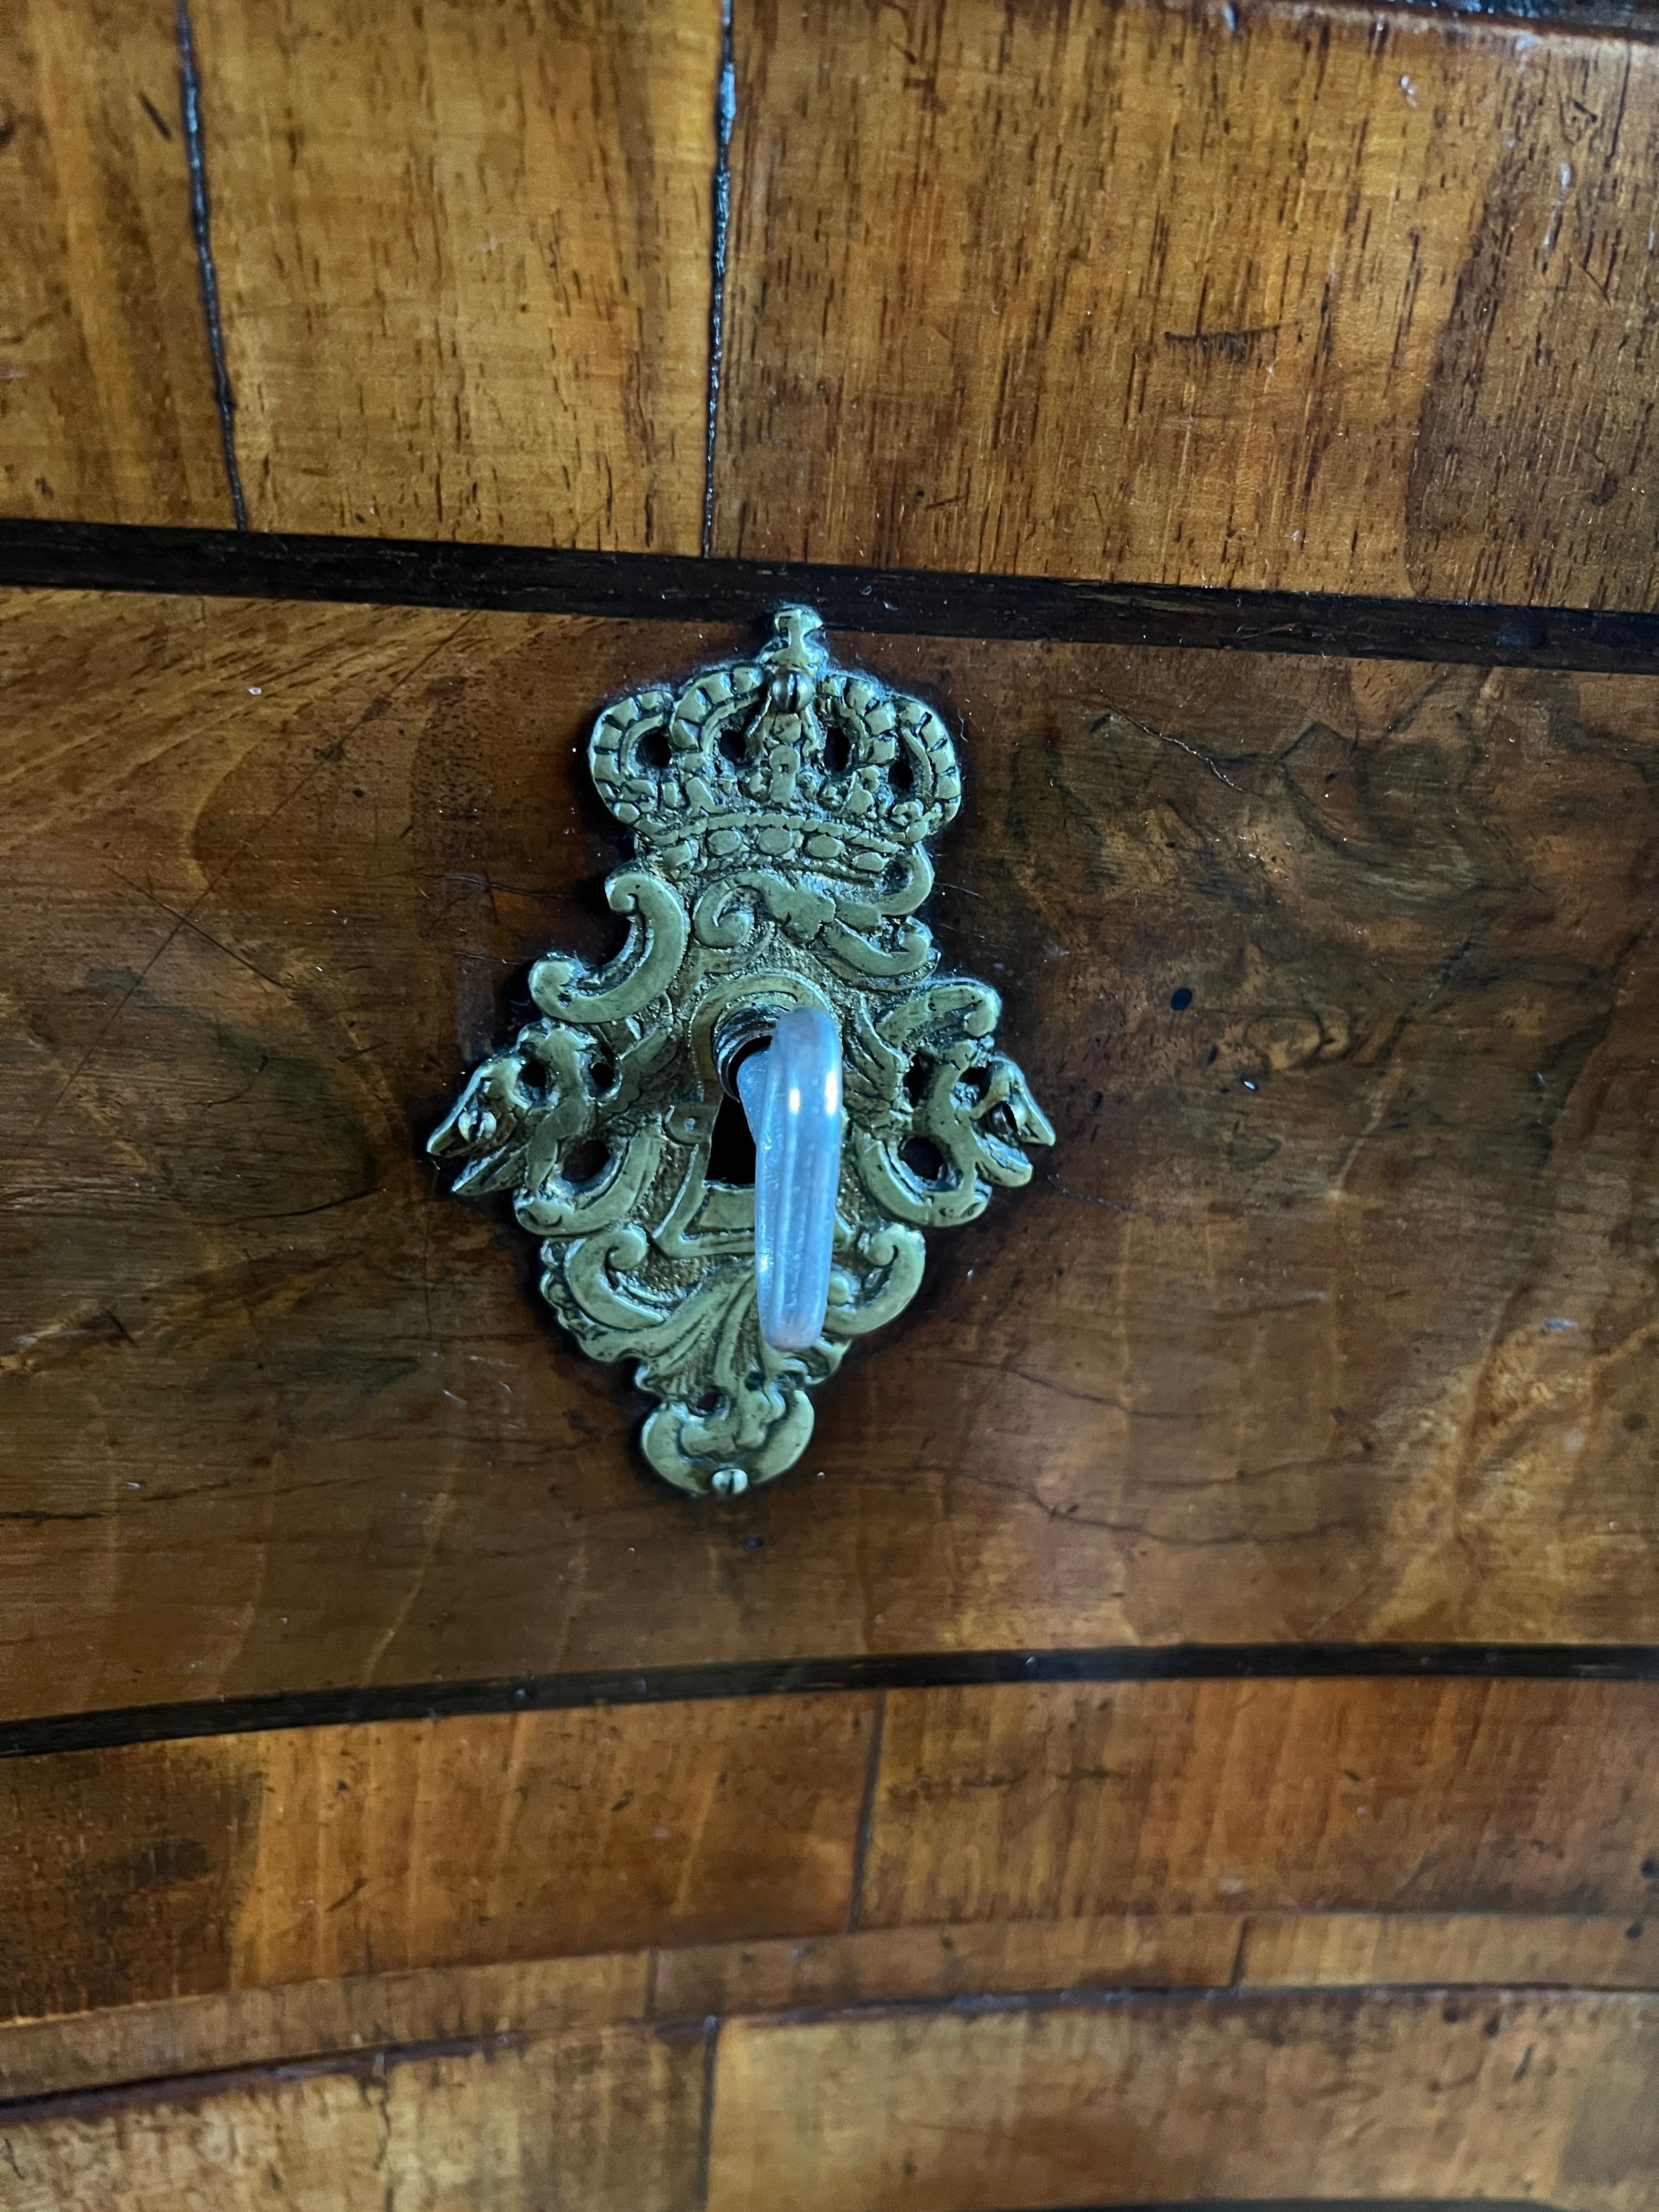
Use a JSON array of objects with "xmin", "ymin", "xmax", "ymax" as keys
[
  {"xmin": 846, "ymin": 1690, "xmax": 887, "ymax": 1933},
  {"xmin": 175, "ymin": 0, "xmax": 247, "ymax": 528},
  {"xmin": 1162, "ymin": 323, "xmax": 1285, "ymax": 365},
  {"xmin": 702, "ymin": 0, "xmax": 736, "ymax": 557}
]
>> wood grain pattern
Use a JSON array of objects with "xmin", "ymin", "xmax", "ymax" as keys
[
  {"xmin": 860, "ymin": 1680, "xmax": 1659, "ymax": 1925},
  {"xmin": 654, "ymin": 1907, "xmax": 1659, "ymax": 2020},
  {"xmin": 13, "ymin": 0, "xmax": 1659, "ymax": 601},
  {"xmin": 717, "ymin": 0, "xmax": 1659, "ymax": 608},
  {"xmin": 4, "ymin": 1678, "xmax": 1653, "ymax": 2026},
  {"xmin": 703, "ymin": 1990, "xmax": 1659, "ymax": 2211},
  {"xmin": 652, "ymin": 1912, "xmax": 1243, "ymax": 2024},
  {"xmin": 11, "ymin": 0, "xmax": 1659, "ymax": 601},
  {"xmin": 0, "ymin": 2020, "xmax": 709, "ymax": 2212},
  {"xmin": 1238, "ymin": 1910, "xmax": 1659, "ymax": 1992},
  {"xmin": 0, "ymin": 1950, "xmax": 650, "ymax": 2102},
  {"xmin": 4, "ymin": 1990, "xmax": 1654, "ymax": 2209},
  {"xmin": 7, "ymin": 1907, "xmax": 1659, "ymax": 2102},
  {"xmin": 191, "ymin": 0, "xmax": 719, "ymax": 546},
  {"xmin": 0, "ymin": 1696, "xmax": 873, "ymax": 2022},
  {"xmin": 3, "ymin": 594, "xmax": 1659, "ymax": 1716},
  {"xmin": 655, "ymin": 1909, "xmax": 1659, "ymax": 2018},
  {"xmin": 0, "ymin": 0, "xmax": 233, "ymax": 526}
]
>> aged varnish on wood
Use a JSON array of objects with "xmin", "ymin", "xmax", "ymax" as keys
[
  {"xmin": 191, "ymin": 0, "xmax": 721, "ymax": 547},
  {"xmin": 6, "ymin": 0, "xmax": 1659, "ymax": 607},
  {"xmin": 717, "ymin": 0, "xmax": 1659, "ymax": 606},
  {"xmin": 1, "ymin": 1990, "xmax": 1654, "ymax": 2210},
  {"xmin": 3, "ymin": 1678, "xmax": 1656, "ymax": 2026},
  {"xmin": 0, "ymin": 0, "xmax": 232, "ymax": 526},
  {"xmin": 2, "ymin": 592, "xmax": 1657, "ymax": 1721},
  {"xmin": 6, "ymin": 0, "xmax": 1659, "ymax": 2198},
  {"xmin": 2, "ymin": 0, "xmax": 720, "ymax": 549}
]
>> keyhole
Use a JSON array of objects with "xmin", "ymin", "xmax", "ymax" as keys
[{"xmin": 705, "ymin": 1089, "xmax": 757, "ymax": 1185}]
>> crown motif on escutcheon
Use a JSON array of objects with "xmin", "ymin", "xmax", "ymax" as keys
[{"xmin": 588, "ymin": 607, "xmax": 962, "ymax": 879}]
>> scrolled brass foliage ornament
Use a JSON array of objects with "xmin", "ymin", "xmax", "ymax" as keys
[{"xmin": 429, "ymin": 609, "xmax": 1054, "ymax": 1497}]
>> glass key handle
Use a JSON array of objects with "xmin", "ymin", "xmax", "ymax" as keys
[{"xmin": 736, "ymin": 1006, "xmax": 844, "ymax": 1353}]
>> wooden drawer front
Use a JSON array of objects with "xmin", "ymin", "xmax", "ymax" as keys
[
  {"xmin": 9, "ymin": 0, "xmax": 1659, "ymax": 2194},
  {"xmin": 5, "ymin": 1678, "xmax": 1657, "ymax": 2031},
  {"xmin": 3, "ymin": 1991, "xmax": 1654, "ymax": 2211},
  {"xmin": 717, "ymin": 0, "xmax": 1659, "ymax": 606},
  {"xmin": 4, "ymin": 1680, "xmax": 1657, "ymax": 2199},
  {"xmin": 8, "ymin": 0, "xmax": 1659, "ymax": 605},
  {"xmin": 3, "ymin": 589, "xmax": 1657, "ymax": 1722}
]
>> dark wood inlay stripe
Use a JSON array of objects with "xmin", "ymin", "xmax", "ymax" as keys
[
  {"xmin": 3, "ymin": 1645, "xmax": 1655, "ymax": 1761},
  {"xmin": 4, "ymin": 520, "xmax": 1659, "ymax": 669}
]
